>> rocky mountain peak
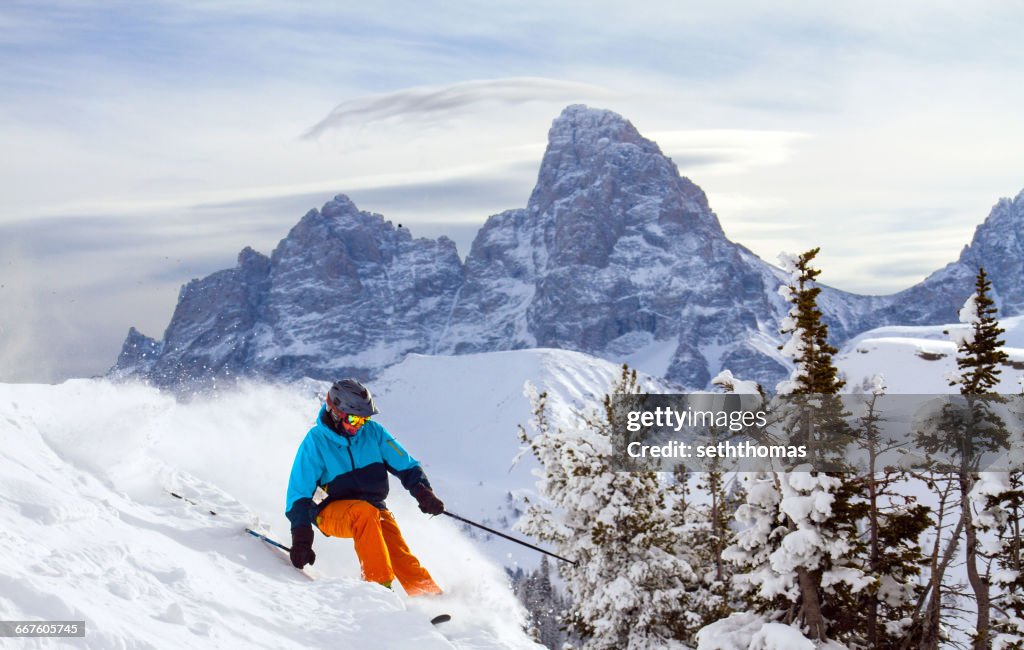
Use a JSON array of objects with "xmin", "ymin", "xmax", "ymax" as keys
[
  {"xmin": 237, "ymin": 246, "xmax": 270, "ymax": 272},
  {"xmin": 965, "ymin": 189, "xmax": 1024, "ymax": 250},
  {"xmin": 533, "ymin": 105, "xmax": 709, "ymax": 212},
  {"xmin": 958, "ymin": 190, "xmax": 1024, "ymax": 312},
  {"xmin": 437, "ymin": 106, "xmax": 780, "ymax": 388},
  {"xmin": 544, "ymin": 104, "xmax": 657, "ymax": 155},
  {"xmin": 527, "ymin": 105, "xmax": 723, "ymax": 268}
]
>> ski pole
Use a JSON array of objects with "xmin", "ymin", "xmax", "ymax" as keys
[
  {"xmin": 442, "ymin": 511, "xmax": 578, "ymax": 566},
  {"xmin": 169, "ymin": 491, "xmax": 217, "ymax": 516},
  {"xmin": 245, "ymin": 528, "xmax": 291, "ymax": 553}
]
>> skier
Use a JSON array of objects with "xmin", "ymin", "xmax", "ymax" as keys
[{"xmin": 285, "ymin": 378, "xmax": 446, "ymax": 596}]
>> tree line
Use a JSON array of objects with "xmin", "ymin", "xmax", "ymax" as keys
[{"xmin": 515, "ymin": 249, "xmax": 1024, "ymax": 650}]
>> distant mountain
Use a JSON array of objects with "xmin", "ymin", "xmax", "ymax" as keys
[
  {"xmin": 432, "ymin": 105, "xmax": 793, "ymax": 388},
  {"xmin": 116, "ymin": 200, "xmax": 463, "ymax": 387},
  {"xmin": 812, "ymin": 188, "xmax": 1024, "ymax": 344},
  {"xmin": 111, "ymin": 105, "xmax": 1024, "ymax": 391},
  {"xmin": 877, "ymin": 190, "xmax": 1024, "ymax": 322}
]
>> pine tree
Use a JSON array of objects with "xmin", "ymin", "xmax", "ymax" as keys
[
  {"xmin": 854, "ymin": 377, "xmax": 931, "ymax": 649},
  {"xmin": 716, "ymin": 249, "xmax": 869, "ymax": 646},
  {"xmin": 512, "ymin": 556, "xmax": 567, "ymax": 649},
  {"xmin": 949, "ymin": 268, "xmax": 1009, "ymax": 650},
  {"xmin": 672, "ymin": 466, "xmax": 739, "ymax": 630},
  {"xmin": 777, "ymin": 247, "xmax": 844, "ymax": 396},
  {"xmin": 955, "ymin": 267, "xmax": 1009, "ymax": 394},
  {"xmin": 911, "ymin": 268, "xmax": 1012, "ymax": 648},
  {"xmin": 777, "ymin": 248, "xmax": 851, "ymax": 470},
  {"xmin": 973, "ymin": 387, "xmax": 1024, "ymax": 648},
  {"xmin": 517, "ymin": 366, "xmax": 698, "ymax": 649},
  {"xmin": 975, "ymin": 470, "xmax": 1024, "ymax": 649},
  {"xmin": 781, "ymin": 249, "xmax": 865, "ymax": 642}
]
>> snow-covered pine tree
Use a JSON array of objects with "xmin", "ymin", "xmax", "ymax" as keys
[
  {"xmin": 776, "ymin": 248, "xmax": 851, "ymax": 470},
  {"xmin": 855, "ymin": 376, "xmax": 931, "ymax": 649},
  {"xmin": 934, "ymin": 267, "xmax": 1010, "ymax": 650},
  {"xmin": 975, "ymin": 470, "xmax": 1024, "ymax": 649},
  {"xmin": 711, "ymin": 249, "xmax": 869, "ymax": 647},
  {"xmin": 776, "ymin": 248, "xmax": 844, "ymax": 397},
  {"xmin": 678, "ymin": 370, "xmax": 761, "ymax": 631},
  {"xmin": 517, "ymin": 366, "xmax": 699, "ymax": 650},
  {"xmin": 512, "ymin": 556, "xmax": 568, "ymax": 649},
  {"xmin": 778, "ymin": 249, "xmax": 867, "ymax": 643},
  {"xmin": 974, "ymin": 380, "xmax": 1024, "ymax": 650},
  {"xmin": 954, "ymin": 267, "xmax": 1009, "ymax": 395},
  {"xmin": 672, "ymin": 463, "xmax": 739, "ymax": 630}
]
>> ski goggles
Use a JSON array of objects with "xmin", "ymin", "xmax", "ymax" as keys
[
  {"xmin": 345, "ymin": 413, "xmax": 370, "ymax": 429},
  {"xmin": 326, "ymin": 400, "xmax": 370, "ymax": 428}
]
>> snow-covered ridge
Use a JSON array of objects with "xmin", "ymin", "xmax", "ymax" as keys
[{"xmin": 837, "ymin": 315, "xmax": 1024, "ymax": 393}]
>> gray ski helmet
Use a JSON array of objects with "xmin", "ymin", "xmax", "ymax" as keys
[{"xmin": 327, "ymin": 379, "xmax": 379, "ymax": 417}]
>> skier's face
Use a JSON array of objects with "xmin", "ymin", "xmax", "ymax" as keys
[
  {"xmin": 339, "ymin": 413, "xmax": 369, "ymax": 437},
  {"xmin": 326, "ymin": 399, "xmax": 367, "ymax": 436}
]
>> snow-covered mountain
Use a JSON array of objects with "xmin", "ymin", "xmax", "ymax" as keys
[
  {"xmin": 116, "ymin": 199, "xmax": 464, "ymax": 388},
  {"xmin": 434, "ymin": 106, "xmax": 788, "ymax": 389},
  {"xmin": 111, "ymin": 105, "xmax": 1024, "ymax": 392}
]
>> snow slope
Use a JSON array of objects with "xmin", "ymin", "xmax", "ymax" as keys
[
  {"xmin": 17, "ymin": 318, "xmax": 1014, "ymax": 649},
  {"xmin": 0, "ymin": 348, "xmax": 656, "ymax": 649},
  {"xmin": 836, "ymin": 314, "xmax": 1024, "ymax": 393}
]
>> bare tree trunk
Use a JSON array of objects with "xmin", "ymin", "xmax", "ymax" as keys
[
  {"xmin": 920, "ymin": 591, "xmax": 942, "ymax": 650},
  {"xmin": 918, "ymin": 522, "xmax": 957, "ymax": 650},
  {"xmin": 961, "ymin": 473, "xmax": 991, "ymax": 650},
  {"xmin": 905, "ymin": 476, "xmax": 964, "ymax": 650},
  {"xmin": 867, "ymin": 469, "xmax": 880, "ymax": 648},
  {"xmin": 710, "ymin": 471, "xmax": 724, "ymax": 583},
  {"xmin": 797, "ymin": 567, "xmax": 827, "ymax": 641}
]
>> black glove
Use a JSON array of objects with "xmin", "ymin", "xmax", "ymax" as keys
[
  {"xmin": 290, "ymin": 526, "xmax": 316, "ymax": 569},
  {"xmin": 413, "ymin": 484, "xmax": 445, "ymax": 516}
]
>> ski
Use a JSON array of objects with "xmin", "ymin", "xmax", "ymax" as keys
[{"xmin": 430, "ymin": 614, "xmax": 451, "ymax": 626}]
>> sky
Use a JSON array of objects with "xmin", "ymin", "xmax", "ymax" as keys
[{"xmin": 2, "ymin": 1, "xmax": 1024, "ymax": 382}]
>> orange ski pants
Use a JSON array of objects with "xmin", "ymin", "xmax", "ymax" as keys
[{"xmin": 316, "ymin": 499, "xmax": 442, "ymax": 596}]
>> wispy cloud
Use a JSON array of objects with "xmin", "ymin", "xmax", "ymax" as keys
[
  {"xmin": 651, "ymin": 129, "xmax": 811, "ymax": 176},
  {"xmin": 5, "ymin": 2, "xmax": 1024, "ymax": 381},
  {"xmin": 302, "ymin": 77, "xmax": 614, "ymax": 139}
]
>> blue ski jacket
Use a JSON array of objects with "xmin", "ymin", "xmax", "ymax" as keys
[{"xmin": 285, "ymin": 406, "xmax": 430, "ymax": 530}]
